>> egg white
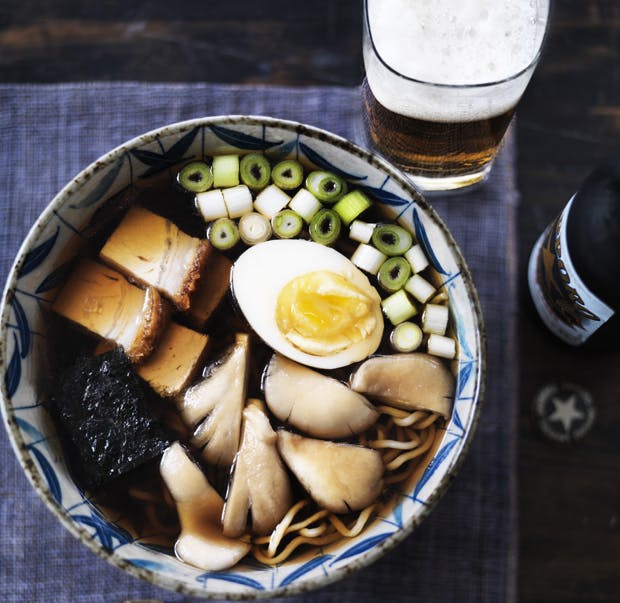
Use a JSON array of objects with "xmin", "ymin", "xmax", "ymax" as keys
[{"xmin": 231, "ymin": 239, "xmax": 384, "ymax": 369}]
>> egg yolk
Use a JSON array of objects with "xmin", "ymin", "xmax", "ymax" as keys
[{"xmin": 275, "ymin": 270, "xmax": 377, "ymax": 356}]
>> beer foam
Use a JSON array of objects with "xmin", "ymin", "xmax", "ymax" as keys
[{"xmin": 365, "ymin": 0, "xmax": 548, "ymax": 122}]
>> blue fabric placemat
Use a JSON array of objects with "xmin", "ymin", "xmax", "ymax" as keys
[{"xmin": 0, "ymin": 83, "xmax": 518, "ymax": 603}]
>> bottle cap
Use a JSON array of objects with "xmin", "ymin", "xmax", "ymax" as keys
[{"xmin": 532, "ymin": 382, "xmax": 596, "ymax": 443}]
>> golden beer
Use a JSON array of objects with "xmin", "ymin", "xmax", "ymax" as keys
[
  {"xmin": 362, "ymin": 0, "xmax": 549, "ymax": 191},
  {"xmin": 363, "ymin": 80, "xmax": 515, "ymax": 182}
]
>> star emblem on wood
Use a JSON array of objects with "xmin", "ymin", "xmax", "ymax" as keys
[{"xmin": 532, "ymin": 382, "xmax": 596, "ymax": 443}]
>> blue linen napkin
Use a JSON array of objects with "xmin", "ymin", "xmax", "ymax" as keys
[{"xmin": 0, "ymin": 83, "xmax": 517, "ymax": 603}]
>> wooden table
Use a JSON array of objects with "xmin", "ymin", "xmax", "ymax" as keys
[{"xmin": 1, "ymin": 1, "xmax": 618, "ymax": 601}]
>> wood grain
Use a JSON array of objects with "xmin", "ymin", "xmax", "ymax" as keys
[
  {"xmin": 516, "ymin": 2, "xmax": 620, "ymax": 600},
  {"xmin": 0, "ymin": 2, "xmax": 363, "ymax": 84},
  {"xmin": 0, "ymin": 0, "xmax": 619, "ymax": 601}
]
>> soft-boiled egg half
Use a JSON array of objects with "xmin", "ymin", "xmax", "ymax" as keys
[{"xmin": 231, "ymin": 239, "xmax": 384, "ymax": 369}]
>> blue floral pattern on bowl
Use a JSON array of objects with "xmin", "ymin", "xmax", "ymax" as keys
[{"xmin": 0, "ymin": 116, "xmax": 485, "ymax": 599}]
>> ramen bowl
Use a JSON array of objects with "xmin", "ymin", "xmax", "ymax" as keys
[{"xmin": 0, "ymin": 116, "xmax": 485, "ymax": 599}]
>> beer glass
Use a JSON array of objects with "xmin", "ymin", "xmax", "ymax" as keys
[{"xmin": 362, "ymin": 0, "xmax": 550, "ymax": 192}]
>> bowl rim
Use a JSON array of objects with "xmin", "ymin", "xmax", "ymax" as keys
[{"xmin": 0, "ymin": 114, "xmax": 486, "ymax": 599}]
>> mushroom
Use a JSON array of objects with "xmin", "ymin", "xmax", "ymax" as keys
[
  {"xmin": 177, "ymin": 333, "xmax": 250, "ymax": 467},
  {"xmin": 222, "ymin": 399, "xmax": 293, "ymax": 538},
  {"xmin": 349, "ymin": 353, "xmax": 455, "ymax": 419},
  {"xmin": 263, "ymin": 354, "xmax": 378, "ymax": 439},
  {"xmin": 159, "ymin": 442, "xmax": 250, "ymax": 571},
  {"xmin": 277, "ymin": 430, "xmax": 384, "ymax": 514}
]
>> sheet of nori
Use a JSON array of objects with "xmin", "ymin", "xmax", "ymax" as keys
[{"xmin": 51, "ymin": 348, "xmax": 171, "ymax": 488}]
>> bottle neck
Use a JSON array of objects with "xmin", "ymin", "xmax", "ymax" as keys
[{"xmin": 565, "ymin": 171, "xmax": 620, "ymax": 307}]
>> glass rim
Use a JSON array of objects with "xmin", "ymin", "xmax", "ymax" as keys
[{"xmin": 363, "ymin": 0, "xmax": 552, "ymax": 90}]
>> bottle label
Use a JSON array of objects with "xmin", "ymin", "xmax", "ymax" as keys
[{"xmin": 528, "ymin": 196, "xmax": 615, "ymax": 345}]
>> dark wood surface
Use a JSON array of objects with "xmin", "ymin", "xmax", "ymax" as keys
[{"xmin": 1, "ymin": 1, "xmax": 619, "ymax": 601}]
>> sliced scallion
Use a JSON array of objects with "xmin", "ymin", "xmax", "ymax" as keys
[
  {"xmin": 289, "ymin": 188, "xmax": 322, "ymax": 222},
  {"xmin": 272, "ymin": 209, "xmax": 303, "ymax": 239},
  {"xmin": 333, "ymin": 190, "xmax": 372, "ymax": 226},
  {"xmin": 427, "ymin": 334, "xmax": 456, "ymax": 359},
  {"xmin": 349, "ymin": 220, "xmax": 376, "ymax": 244},
  {"xmin": 212, "ymin": 155, "xmax": 240, "ymax": 188},
  {"xmin": 239, "ymin": 212, "xmax": 272, "ymax": 245},
  {"xmin": 377, "ymin": 257, "xmax": 412, "ymax": 293},
  {"xmin": 208, "ymin": 217, "xmax": 240, "ymax": 251},
  {"xmin": 271, "ymin": 159, "xmax": 304, "ymax": 190},
  {"xmin": 421, "ymin": 303, "xmax": 449, "ymax": 336},
  {"xmin": 177, "ymin": 161, "xmax": 213, "ymax": 193},
  {"xmin": 309, "ymin": 209, "xmax": 342, "ymax": 245},
  {"xmin": 371, "ymin": 224, "xmax": 413, "ymax": 257},
  {"xmin": 381, "ymin": 289, "xmax": 418, "ymax": 325},
  {"xmin": 405, "ymin": 244, "xmax": 429, "ymax": 273},
  {"xmin": 254, "ymin": 184, "xmax": 291, "ymax": 218},
  {"xmin": 222, "ymin": 185, "xmax": 253, "ymax": 219},
  {"xmin": 195, "ymin": 189, "xmax": 228, "ymax": 222},
  {"xmin": 350, "ymin": 243, "xmax": 387, "ymax": 275},
  {"xmin": 305, "ymin": 171, "xmax": 347, "ymax": 203},
  {"xmin": 405, "ymin": 273, "xmax": 436, "ymax": 303},
  {"xmin": 390, "ymin": 321, "xmax": 423, "ymax": 353},
  {"xmin": 429, "ymin": 290, "xmax": 449, "ymax": 304},
  {"xmin": 240, "ymin": 154, "xmax": 271, "ymax": 190}
]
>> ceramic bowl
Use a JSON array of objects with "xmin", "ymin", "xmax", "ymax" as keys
[{"xmin": 0, "ymin": 116, "xmax": 485, "ymax": 599}]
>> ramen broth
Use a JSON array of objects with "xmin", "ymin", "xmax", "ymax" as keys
[{"xmin": 48, "ymin": 158, "xmax": 453, "ymax": 565}]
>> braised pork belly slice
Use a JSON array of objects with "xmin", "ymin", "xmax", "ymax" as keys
[
  {"xmin": 136, "ymin": 322, "xmax": 210, "ymax": 398},
  {"xmin": 186, "ymin": 251, "xmax": 232, "ymax": 329},
  {"xmin": 100, "ymin": 206, "xmax": 210, "ymax": 311},
  {"xmin": 52, "ymin": 259, "xmax": 168, "ymax": 361}
]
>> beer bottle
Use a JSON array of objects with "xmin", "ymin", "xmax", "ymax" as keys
[{"xmin": 527, "ymin": 157, "xmax": 620, "ymax": 349}]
